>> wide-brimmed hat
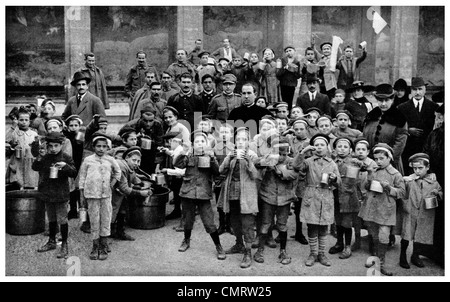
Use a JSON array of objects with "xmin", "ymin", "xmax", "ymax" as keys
[
  {"xmin": 410, "ymin": 77, "xmax": 428, "ymax": 88},
  {"xmin": 373, "ymin": 83, "xmax": 395, "ymax": 99},
  {"xmin": 345, "ymin": 81, "xmax": 375, "ymax": 94},
  {"xmin": 70, "ymin": 71, "xmax": 91, "ymax": 86}
]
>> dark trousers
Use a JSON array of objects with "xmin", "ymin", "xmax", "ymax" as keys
[
  {"xmin": 280, "ymin": 85, "xmax": 296, "ymax": 111},
  {"xmin": 181, "ymin": 198, "xmax": 217, "ymax": 233},
  {"xmin": 229, "ymin": 199, "xmax": 256, "ymax": 244}
]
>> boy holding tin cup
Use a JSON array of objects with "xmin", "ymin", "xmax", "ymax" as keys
[
  {"xmin": 399, "ymin": 153, "xmax": 443, "ymax": 269},
  {"xmin": 32, "ymin": 132, "xmax": 77, "ymax": 259},
  {"xmin": 358, "ymin": 143, "xmax": 405, "ymax": 276}
]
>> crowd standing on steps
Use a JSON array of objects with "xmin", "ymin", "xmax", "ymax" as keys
[{"xmin": 5, "ymin": 39, "xmax": 444, "ymax": 274}]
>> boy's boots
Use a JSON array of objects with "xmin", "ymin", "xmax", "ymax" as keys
[
  {"xmin": 240, "ymin": 248, "xmax": 252, "ymax": 268},
  {"xmin": 378, "ymin": 243, "xmax": 393, "ymax": 276},
  {"xmin": 98, "ymin": 237, "xmax": 108, "ymax": 260},
  {"xmin": 411, "ymin": 242, "xmax": 425, "ymax": 268},
  {"xmin": 90, "ymin": 239, "xmax": 99, "ymax": 260},
  {"xmin": 399, "ymin": 239, "xmax": 410, "ymax": 269}
]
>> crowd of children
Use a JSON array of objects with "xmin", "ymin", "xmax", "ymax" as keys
[{"xmin": 6, "ymin": 74, "xmax": 444, "ymax": 276}]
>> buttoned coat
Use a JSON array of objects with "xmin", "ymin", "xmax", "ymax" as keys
[
  {"xmin": 218, "ymin": 150, "xmax": 259, "ymax": 214},
  {"xmin": 62, "ymin": 91, "xmax": 106, "ymax": 126},
  {"xmin": 296, "ymin": 91, "xmax": 332, "ymax": 116},
  {"xmin": 358, "ymin": 165, "xmax": 405, "ymax": 226},
  {"xmin": 72, "ymin": 65, "xmax": 110, "ymax": 109},
  {"xmin": 293, "ymin": 154, "xmax": 341, "ymax": 225},
  {"xmin": 207, "ymin": 93, "xmax": 242, "ymax": 123},
  {"xmin": 401, "ymin": 173, "xmax": 443, "ymax": 244},
  {"xmin": 175, "ymin": 154, "xmax": 219, "ymax": 201}
]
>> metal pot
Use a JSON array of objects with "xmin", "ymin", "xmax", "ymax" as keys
[
  {"xmin": 424, "ymin": 196, "xmax": 438, "ymax": 210},
  {"xmin": 6, "ymin": 189, "xmax": 45, "ymax": 235},
  {"xmin": 141, "ymin": 137, "xmax": 152, "ymax": 150},
  {"xmin": 370, "ymin": 180, "xmax": 383, "ymax": 193},
  {"xmin": 49, "ymin": 166, "xmax": 59, "ymax": 179},
  {"xmin": 198, "ymin": 156, "xmax": 211, "ymax": 168}
]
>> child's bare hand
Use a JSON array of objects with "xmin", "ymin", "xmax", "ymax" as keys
[
  {"xmin": 430, "ymin": 189, "xmax": 439, "ymax": 196},
  {"xmin": 380, "ymin": 181, "xmax": 390, "ymax": 190},
  {"xmin": 38, "ymin": 146, "xmax": 47, "ymax": 157},
  {"xmin": 329, "ymin": 172, "xmax": 337, "ymax": 180},
  {"xmin": 301, "ymin": 146, "xmax": 315, "ymax": 154},
  {"xmin": 54, "ymin": 162, "xmax": 66, "ymax": 169}
]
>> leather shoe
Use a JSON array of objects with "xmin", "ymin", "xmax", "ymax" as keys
[
  {"xmin": 216, "ymin": 244, "xmax": 226, "ymax": 260},
  {"xmin": 278, "ymin": 249, "xmax": 291, "ymax": 265},
  {"xmin": 116, "ymin": 231, "xmax": 135, "ymax": 241},
  {"xmin": 294, "ymin": 234, "xmax": 308, "ymax": 245},
  {"xmin": 305, "ymin": 253, "xmax": 318, "ymax": 267},
  {"xmin": 411, "ymin": 254, "xmax": 425, "ymax": 268},
  {"xmin": 318, "ymin": 253, "xmax": 331, "ymax": 266},
  {"xmin": 38, "ymin": 239, "xmax": 57, "ymax": 253},
  {"xmin": 80, "ymin": 221, "xmax": 91, "ymax": 234},
  {"xmin": 56, "ymin": 242, "xmax": 68, "ymax": 259},
  {"xmin": 225, "ymin": 243, "xmax": 246, "ymax": 254},
  {"xmin": 178, "ymin": 239, "xmax": 190, "ymax": 252},
  {"xmin": 328, "ymin": 243, "xmax": 344, "ymax": 254},
  {"xmin": 253, "ymin": 247, "xmax": 264, "ymax": 263},
  {"xmin": 265, "ymin": 236, "xmax": 277, "ymax": 248}
]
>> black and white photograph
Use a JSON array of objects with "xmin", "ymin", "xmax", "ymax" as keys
[{"xmin": 2, "ymin": 2, "xmax": 446, "ymax": 282}]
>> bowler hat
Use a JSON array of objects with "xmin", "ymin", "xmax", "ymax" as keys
[
  {"xmin": 70, "ymin": 71, "xmax": 91, "ymax": 86},
  {"xmin": 411, "ymin": 77, "xmax": 428, "ymax": 88},
  {"xmin": 345, "ymin": 81, "xmax": 375, "ymax": 94},
  {"xmin": 373, "ymin": 83, "xmax": 395, "ymax": 99},
  {"xmin": 306, "ymin": 74, "xmax": 320, "ymax": 84}
]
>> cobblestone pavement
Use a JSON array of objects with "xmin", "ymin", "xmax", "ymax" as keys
[{"xmin": 5, "ymin": 202, "xmax": 444, "ymax": 278}]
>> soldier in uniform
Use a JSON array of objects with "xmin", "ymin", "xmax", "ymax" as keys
[
  {"xmin": 207, "ymin": 74, "xmax": 242, "ymax": 123},
  {"xmin": 198, "ymin": 74, "xmax": 217, "ymax": 114},
  {"xmin": 124, "ymin": 51, "xmax": 160, "ymax": 99}
]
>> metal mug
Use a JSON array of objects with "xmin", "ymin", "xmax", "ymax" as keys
[
  {"xmin": 198, "ymin": 156, "xmax": 211, "ymax": 168},
  {"xmin": 79, "ymin": 208, "xmax": 87, "ymax": 222},
  {"xmin": 369, "ymin": 180, "xmax": 383, "ymax": 193},
  {"xmin": 141, "ymin": 137, "xmax": 152, "ymax": 150},
  {"xmin": 49, "ymin": 166, "xmax": 59, "ymax": 179},
  {"xmin": 155, "ymin": 173, "xmax": 166, "ymax": 186},
  {"xmin": 346, "ymin": 166, "xmax": 360, "ymax": 179},
  {"xmin": 150, "ymin": 173, "xmax": 157, "ymax": 182},
  {"xmin": 320, "ymin": 173, "xmax": 330, "ymax": 185},
  {"xmin": 236, "ymin": 149, "xmax": 245, "ymax": 160},
  {"xmin": 75, "ymin": 131, "xmax": 84, "ymax": 141},
  {"xmin": 424, "ymin": 196, "xmax": 438, "ymax": 210},
  {"xmin": 15, "ymin": 147, "xmax": 22, "ymax": 159},
  {"xmin": 276, "ymin": 60, "xmax": 282, "ymax": 68},
  {"xmin": 359, "ymin": 41, "xmax": 367, "ymax": 50}
]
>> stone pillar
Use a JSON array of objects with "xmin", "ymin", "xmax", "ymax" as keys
[
  {"xmin": 64, "ymin": 6, "xmax": 91, "ymax": 85},
  {"xmin": 283, "ymin": 6, "xmax": 312, "ymax": 58},
  {"xmin": 390, "ymin": 6, "xmax": 420, "ymax": 84},
  {"xmin": 177, "ymin": 7, "xmax": 203, "ymax": 52}
]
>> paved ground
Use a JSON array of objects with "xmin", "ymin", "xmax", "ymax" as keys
[{"xmin": 5, "ymin": 200, "xmax": 445, "ymax": 278}]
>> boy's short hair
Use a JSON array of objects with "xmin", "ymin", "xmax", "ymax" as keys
[
  {"xmin": 18, "ymin": 106, "xmax": 31, "ymax": 117},
  {"xmin": 201, "ymin": 74, "xmax": 214, "ymax": 83},
  {"xmin": 84, "ymin": 52, "xmax": 95, "ymax": 60},
  {"xmin": 136, "ymin": 50, "xmax": 147, "ymax": 57},
  {"xmin": 180, "ymin": 72, "xmax": 193, "ymax": 80},
  {"xmin": 276, "ymin": 116, "xmax": 289, "ymax": 124},
  {"xmin": 304, "ymin": 47, "xmax": 315, "ymax": 54}
]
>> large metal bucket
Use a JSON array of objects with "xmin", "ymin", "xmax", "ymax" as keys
[
  {"xmin": 128, "ymin": 187, "xmax": 170, "ymax": 230},
  {"xmin": 6, "ymin": 189, "xmax": 45, "ymax": 235}
]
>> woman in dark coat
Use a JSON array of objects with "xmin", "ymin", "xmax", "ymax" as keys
[
  {"xmin": 362, "ymin": 83, "xmax": 408, "ymax": 246},
  {"xmin": 393, "ymin": 78, "xmax": 410, "ymax": 108}
]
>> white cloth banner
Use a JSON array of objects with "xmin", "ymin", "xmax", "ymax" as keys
[
  {"xmin": 373, "ymin": 11, "xmax": 388, "ymax": 34},
  {"xmin": 329, "ymin": 36, "xmax": 343, "ymax": 72}
]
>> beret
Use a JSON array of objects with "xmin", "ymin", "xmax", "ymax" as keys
[{"xmin": 122, "ymin": 146, "xmax": 142, "ymax": 159}]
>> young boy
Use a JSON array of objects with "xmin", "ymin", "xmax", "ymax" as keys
[
  {"xmin": 399, "ymin": 153, "xmax": 443, "ymax": 269},
  {"xmin": 254, "ymin": 136, "xmax": 298, "ymax": 265},
  {"xmin": 32, "ymin": 132, "xmax": 77, "ymax": 259},
  {"xmin": 275, "ymin": 102, "xmax": 290, "ymax": 119},
  {"xmin": 331, "ymin": 110, "xmax": 363, "ymax": 141},
  {"xmin": 352, "ymin": 138, "xmax": 378, "ymax": 252},
  {"xmin": 230, "ymin": 55, "xmax": 247, "ymax": 94},
  {"xmin": 289, "ymin": 106, "xmax": 304, "ymax": 126},
  {"xmin": 63, "ymin": 115, "xmax": 85, "ymax": 220},
  {"xmin": 196, "ymin": 115, "xmax": 216, "ymax": 148},
  {"xmin": 276, "ymin": 116, "xmax": 289, "ymax": 136},
  {"xmin": 287, "ymin": 118, "xmax": 311, "ymax": 245},
  {"xmin": 79, "ymin": 132, "xmax": 122, "ymax": 261},
  {"xmin": 7, "ymin": 107, "xmax": 40, "ymax": 189},
  {"xmin": 218, "ymin": 127, "xmax": 259, "ymax": 268},
  {"xmin": 304, "ymin": 107, "xmax": 321, "ymax": 138},
  {"xmin": 112, "ymin": 146, "xmax": 152, "ymax": 241},
  {"xmin": 174, "ymin": 130, "xmax": 226, "ymax": 260},
  {"xmin": 328, "ymin": 137, "xmax": 360, "ymax": 259},
  {"xmin": 300, "ymin": 47, "xmax": 320, "ymax": 95},
  {"xmin": 213, "ymin": 124, "xmax": 235, "ymax": 235},
  {"xmin": 293, "ymin": 133, "xmax": 341, "ymax": 267},
  {"xmin": 358, "ymin": 143, "xmax": 405, "ymax": 276},
  {"xmin": 316, "ymin": 115, "xmax": 337, "ymax": 154},
  {"xmin": 331, "ymin": 89, "xmax": 346, "ymax": 118}
]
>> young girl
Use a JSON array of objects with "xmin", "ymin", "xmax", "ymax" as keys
[
  {"xmin": 32, "ymin": 132, "xmax": 77, "ymax": 259},
  {"xmin": 218, "ymin": 127, "xmax": 259, "ymax": 268},
  {"xmin": 293, "ymin": 133, "xmax": 341, "ymax": 267},
  {"xmin": 79, "ymin": 132, "xmax": 121, "ymax": 261},
  {"xmin": 358, "ymin": 143, "xmax": 405, "ymax": 276},
  {"xmin": 328, "ymin": 137, "xmax": 360, "ymax": 259},
  {"xmin": 331, "ymin": 110, "xmax": 362, "ymax": 141},
  {"xmin": 400, "ymin": 153, "xmax": 443, "ymax": 269},
  {"xmin": 7, "ymin": 107, "xmax": 40, "ymax": 189},
  {"xmin": 174, "ymin": 130, "xmax": 226, "ymax": 260},
  {"xmin": 352, "ymin": 138, "xmax": 378, "ymax": 252},
  {"xmin": 254, "ymin": 136, "xmax": 298, "ymax": 265},
  {"xmin": 260, "ymin": 48, "xmax": 280, "ymax": 104}
]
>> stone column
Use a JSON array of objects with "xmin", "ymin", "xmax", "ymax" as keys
[
  {"xmin": 390, "ymin": 6, "xmax": 420, "ymax": 84},
  {"xmin": 64, "ymin": 6, "xmax": 91, "ymax": 84},
  {"xmin": 177, "ymin": 7, "xmax": 203, "ymax": 52},
  {"xmin": 283, "ymin": 6, "xmax": 312, "ymax": 58}
]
